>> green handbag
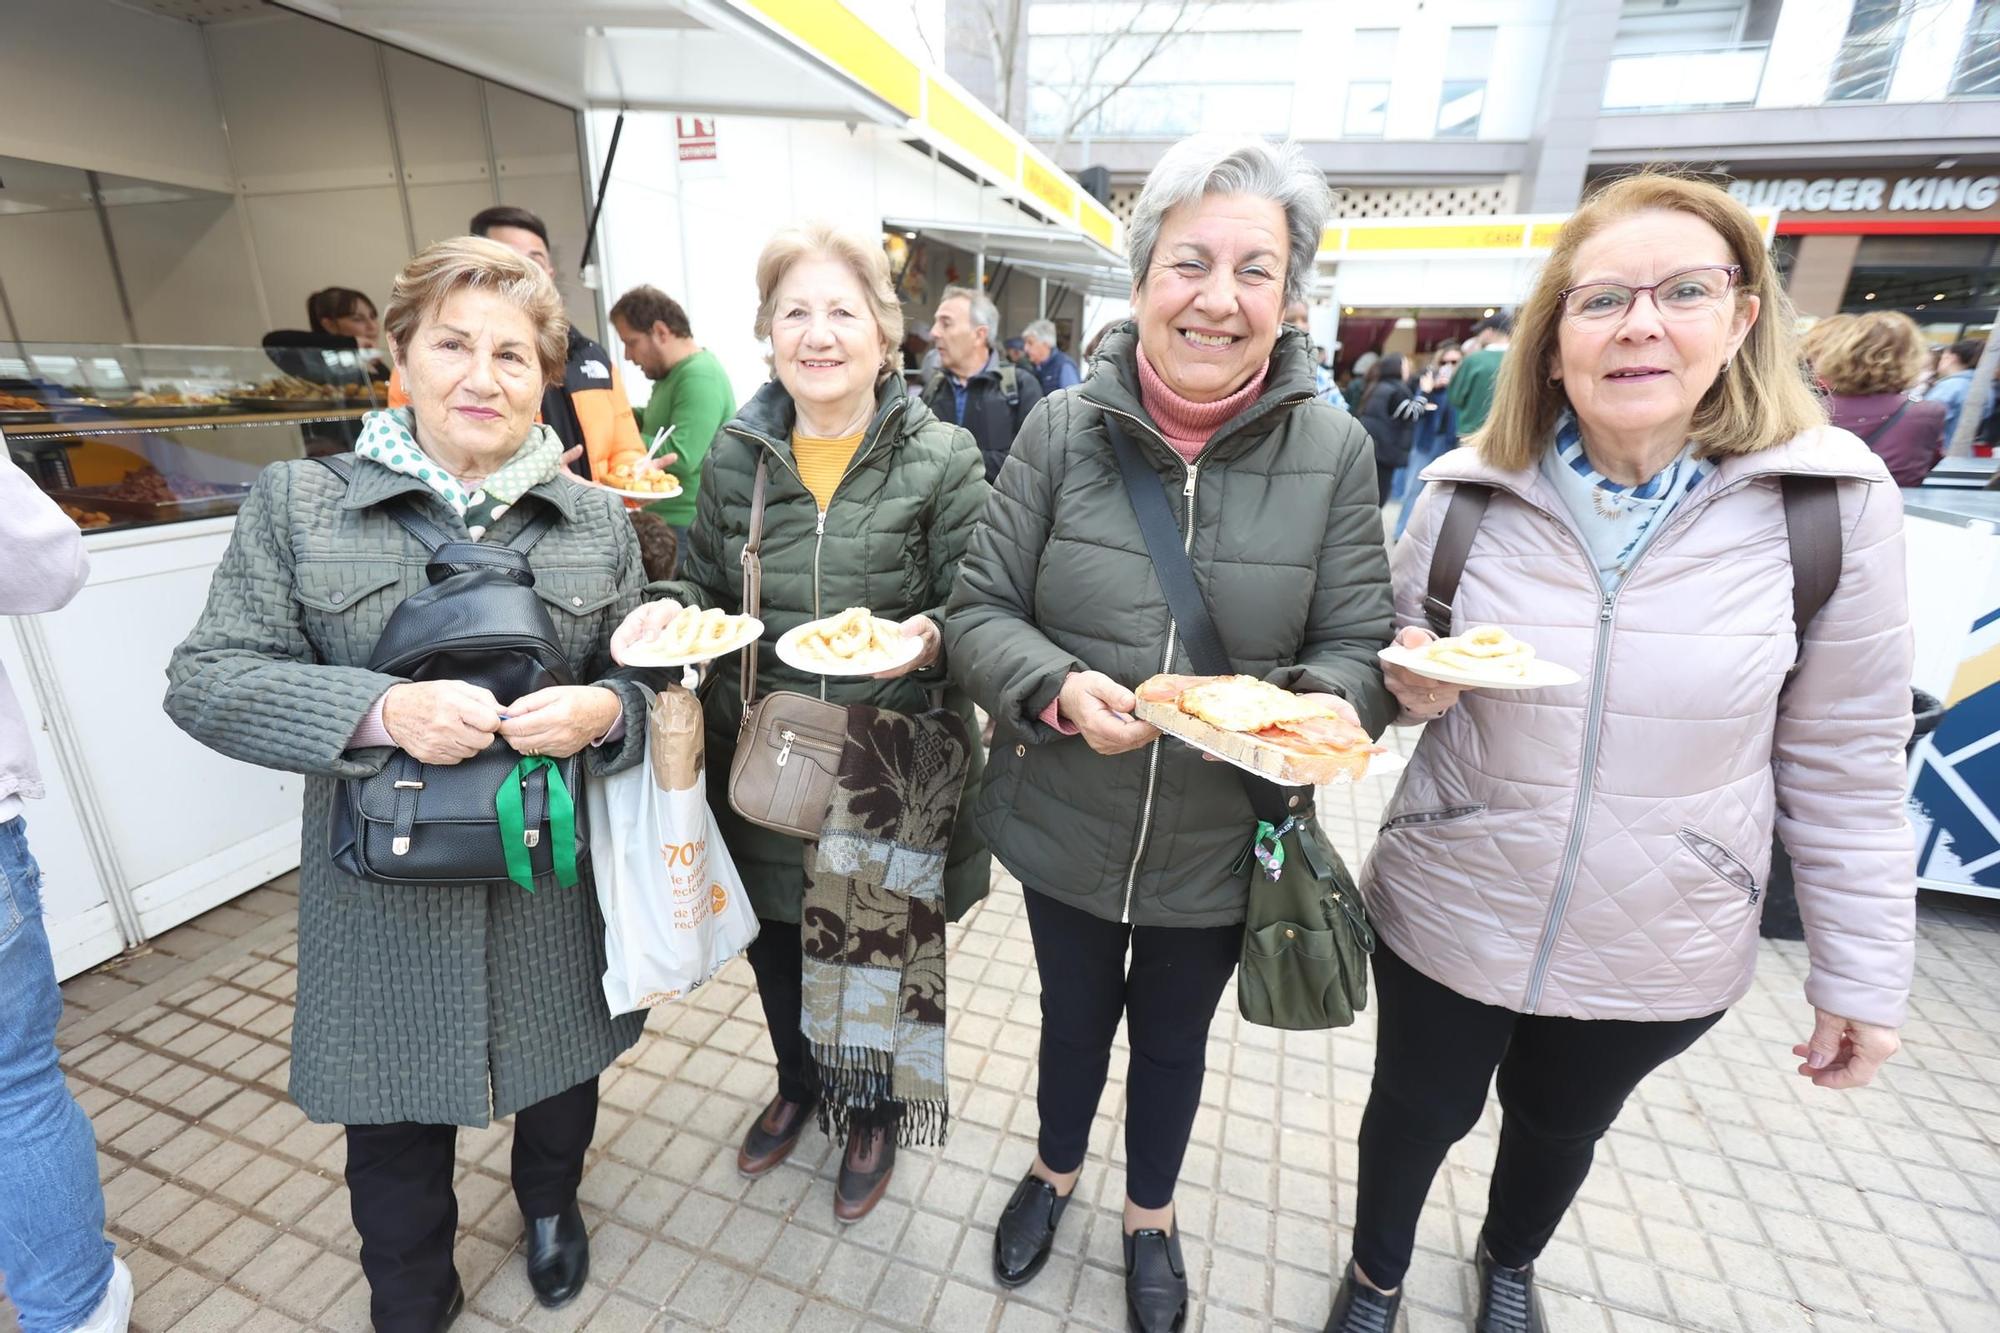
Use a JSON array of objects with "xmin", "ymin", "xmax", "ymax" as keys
[{"xmin": 1234, "ymin": 813, "xmax": 1374, "ymax": 1031}]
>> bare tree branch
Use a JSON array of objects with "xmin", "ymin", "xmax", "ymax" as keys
[
  {"xmin": 1053, "ymin": 0, "xmax": 1212, "ymax": 148},
  {"xmin": 906, "ymin": 1, "xmax": 943, "ymax": 68}
]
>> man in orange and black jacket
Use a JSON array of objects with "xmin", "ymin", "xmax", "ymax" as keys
[{"xmin": 392, "ymin": 205, "xmax": 645, "ymax": 483}]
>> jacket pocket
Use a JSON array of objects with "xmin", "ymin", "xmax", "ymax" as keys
[
  {"xmin": 533, "ymin": 576, "xmax": 622, "ymax": 619},
  {"xmin": 1677, "ymin": 828, "xmax": 1760, "ymax": 903},
  {"xmin": 294, "ymin": 559, "xmax": 405, "ymax": 614},
  {"xmin": 1379, "ymin": 803, "xmax": 1485, "ymax": 833}
]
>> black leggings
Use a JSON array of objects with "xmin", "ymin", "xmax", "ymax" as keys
[
  {"xmin": 1352, "ymin": 945, "xmax": 1723, "ymax": 1288},
  {"xmin": 1023, "ymin": 887, "xmax": 1243, "ymax": 1209},
  {"xmin": 345, "ymin": 1077, "xmax": 598, "ymax": 1333}
]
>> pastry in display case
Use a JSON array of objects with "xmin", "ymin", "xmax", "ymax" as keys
[{"xmin": 0, "ymin": 342, "xmax": 390, "ymax": 533}]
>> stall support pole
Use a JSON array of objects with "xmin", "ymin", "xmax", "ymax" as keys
[{"xmin": 1039, "ymin": 277, "xmax": 1047, "ymax": 318}]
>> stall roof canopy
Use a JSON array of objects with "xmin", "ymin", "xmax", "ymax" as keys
[
  {"xmin": 888, "ymin": 218, "xmax": 1132, "ymax": 299},
  {"xmin": 279, "ymin": 0, "xmax": 1121, "ymax": 260}
]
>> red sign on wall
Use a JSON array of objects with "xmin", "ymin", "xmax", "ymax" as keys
[{"xmin": 676, "ymin": 117, "xmax": 717, "ymax": 163}]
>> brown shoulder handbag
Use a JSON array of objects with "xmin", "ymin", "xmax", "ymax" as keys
[{"xmin": 726, "ymin": 457, "xmax": 848, "ymax": 839}]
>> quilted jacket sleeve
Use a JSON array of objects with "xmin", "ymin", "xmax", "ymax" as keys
[
  {"xmin": 1265, "ymin": 414, "xmax": 1397, "ymax": 737},
  {"xmin": 944, "ymin": 395, "xmax": 1088, "ymax": 739},
  {"xmin": 911, "ymin": 427, "xmax": 991, "ymax": 684},
  {"xmin": 1774, "ymin": 476, "xmax": 1917, "ymax": 1029},
  {"xmin": 164, "ymin": 464, "xmax": 404, "ymax": 780},
  {"xmin": 650, "ymin": 442, "xmax": 736, "ymax": 613},
  {"xmin": 581, "ymin": 499, "xmax": 660, "ymax": 779}
]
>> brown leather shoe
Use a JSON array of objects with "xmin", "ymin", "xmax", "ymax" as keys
[
  {"xmin": 832, "ymin": 1122, "xmax": 896, "ymax": 1224},
  {"xmin": 737, "ymin": 1092, "xmax": 817, "ymax": 1177}
]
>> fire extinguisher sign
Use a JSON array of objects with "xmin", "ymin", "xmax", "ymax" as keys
[{"xmin": 676, "ymin": 117, "xmax": 717, "ymax": 162}]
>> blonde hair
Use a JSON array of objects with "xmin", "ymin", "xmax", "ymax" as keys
[
  {"xmin": 752, "ymin": 222, "xmax": 905, "ymax": 379},
  {"xmin": 1803, "ymin": 310, "xmax": 1926, "ymax": 396},
  {"xmin": 383, "ymin": 237, "xmax": 568, "ymax": 386},
  {"xmin": 1474, "ymin": 170, "xmax": 1824, "ymax": 470}
]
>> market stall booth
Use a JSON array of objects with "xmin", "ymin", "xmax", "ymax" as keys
[{"xmin": 2, "ymin": 0, "xmax": 1118, "ymax": 977}]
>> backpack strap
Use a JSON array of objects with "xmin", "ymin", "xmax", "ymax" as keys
[
  {"xmin": 998, "ymin": 363, "xmax": 1020, "ymax": 407},
  {"xmin": 1424, "ymin": 483, "xmax": 1493, "ymax": 638},
  {"xmin": 1781, "ymin": 475, "xmax": 1842, "ymax": 672}
]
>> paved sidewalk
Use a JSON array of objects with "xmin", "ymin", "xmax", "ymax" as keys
[{"xmin": 8, "ymin": 728, "xmax": 2000, "ymax": 1332}]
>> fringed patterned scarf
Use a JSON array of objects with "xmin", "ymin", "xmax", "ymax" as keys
[{"xmin": 800, "ymin": 705, "xmax": 971, "ymax": 1147}]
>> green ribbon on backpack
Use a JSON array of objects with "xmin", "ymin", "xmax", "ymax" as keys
[{"xmin": 495, "ymin": 755, "xmax": 579, "ymax": 893}]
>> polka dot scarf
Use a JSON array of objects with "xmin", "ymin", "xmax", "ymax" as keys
[{"xmin": 354, "ymin": 408, "xmax": 563, "ymax": 541}]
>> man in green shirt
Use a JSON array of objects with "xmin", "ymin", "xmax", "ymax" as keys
[
  {"xmin": 1448, "ymin": 311, "xmax": 1512, "ymax": 436},
  {"xmin": 609, "ymin": 285, "xmax": 737, "ymax": 546}
]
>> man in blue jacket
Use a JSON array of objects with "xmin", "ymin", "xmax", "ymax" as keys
[{"xmin": 1021, "ymin": 319, "xmax": 1082, "ymax": 396}]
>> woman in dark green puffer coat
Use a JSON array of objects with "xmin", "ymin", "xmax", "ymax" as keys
[
  {"xmin": 943, "ymin": 136, "xmax": 1396, "ymax": 1332},
  {"xmin": 631, "ymin": 222, "xmax": 990, "ymax": 1223}
]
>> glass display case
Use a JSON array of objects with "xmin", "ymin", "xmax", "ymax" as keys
[{"xmin": 0, "ymin": 341, "xmax": 390, "ymax": 533}]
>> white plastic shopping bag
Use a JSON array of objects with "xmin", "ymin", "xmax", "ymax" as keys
[{"xmin": 589, "ymin": 678, "xmax": 758, "ymax": 1014}]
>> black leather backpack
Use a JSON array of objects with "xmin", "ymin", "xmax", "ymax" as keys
[{"xmin": 318, "ymin": 455, "xmax": 589, "ymax": 891}]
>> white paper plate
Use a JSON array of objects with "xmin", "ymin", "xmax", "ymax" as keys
[
  {"xmin": 1379, "ymin": 642, "xmax": 1581, "ymax": 691},
  {"xmin": 617, "ymin": 615, "xmax": 762, "ymax": 668},
  {"xmin": 603, "ymin": 477, "xmax": 682, "ymax": 503},
  {"xmin": 776, "ymin": 617, "xmax": 924, "ymax": 677}
]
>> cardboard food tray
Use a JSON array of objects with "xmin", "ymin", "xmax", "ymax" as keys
[{"xmin": 1132, "ymin": 698, "xmax": 1369, "ymax": 788}]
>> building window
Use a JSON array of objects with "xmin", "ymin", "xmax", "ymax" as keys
[
  {"xmin": 1826, "ymin": 0, "xmax": 1909, "ymax": 102},
  {"xmin": 1952, "ymin": 0, "xmax": 2000, "ymax": 96},
  {"xmin": 1437, "ymin": 27, "xmax": 1495, "ymax": 137},
  {"xmin": 1345, "ymin": 82, "xmax": 1390, "ymax": 136},
  {"xmin": 1344, "ymin": 28, "xmax": 1398, "ymax": 137}
]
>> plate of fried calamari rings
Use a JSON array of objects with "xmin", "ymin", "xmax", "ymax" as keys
[
  {"xmin": 776, "ymin": 608, "xmax": 921, "ymax": 677},
  {"xmin": 620, "ymin": 607, "xmax": 763, "ymax": 668}
]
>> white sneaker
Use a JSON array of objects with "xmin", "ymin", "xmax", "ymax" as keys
[{"xmin": 66, "ymin": 1257, "xmax": 132, "ymax": 1333}]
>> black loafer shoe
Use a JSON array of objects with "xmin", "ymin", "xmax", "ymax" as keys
[
  {"xmin": 1123, "ymin": 1228, "xmax": 1188, "ymax": 1333},
  {"xmin": 524, "ymin": 1201, "xmax": 589, "ymax": 1309},
  {"xmin": 993, "ymin": 1172, "xmax": 1073, "ymax": 1287},
  {"xmin": 1324, "ymin": 1265, "xmax": 1401, "ymax": 1333},
  {"xmin": 435, "ymin": 1279, "xmax": 465, "ymax": 1332},
  {"xmin": 1475, "ymin": 1239, "xmax": 1547, "ymax": 1333},
  {"xmin": 833, "ymin": 1122, "xmax": 897, "ymax": 1224},
  {"xmin": 738, "ymin": 1092, "xmax": 818, "ymax": 1178}
]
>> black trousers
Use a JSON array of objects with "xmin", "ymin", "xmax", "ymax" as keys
[
  {"xmin": 1351, "ymin": 945, "xmax": 1723, "ymax": 1288},
  {"xmin": 745, "ymin": 917, "xmax": 820, "ymax": 1106},
  {"xmin": 1023, "ymin": 887, "xmax": 1243, "ymax": 1210},
  {"xmin": 743, "ymin": 916, "xmax": 899, "ymax": 1132},
  {"xmin": 345, "ymin": 1077, "xmax": 598, "ymax": 1333}
]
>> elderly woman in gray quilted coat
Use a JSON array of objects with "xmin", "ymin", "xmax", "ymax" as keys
[{"xmin": 167, "ymin": 239, "xmax": 654, "ymax": 1333}]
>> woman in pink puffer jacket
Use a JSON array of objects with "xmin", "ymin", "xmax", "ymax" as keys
[{"xmin": 1325, "ymin": 173, "xmax": 1915, "ymax": 1333}]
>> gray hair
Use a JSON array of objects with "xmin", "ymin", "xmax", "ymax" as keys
[
  {"xmin": 1022, "ymin": 318, "xmax": 1059, "ymax": 346},
  {"xmin": 939, "ymin": 284, "xmax": 999, "ymax": 351},
  {"xmin": 1127, "ymin": 135, "xmax": 1332, "ymax": 307}
]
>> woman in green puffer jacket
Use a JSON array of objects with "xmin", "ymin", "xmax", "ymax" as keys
[
  {"xmin": 944, "ymin": 136, "xmax": 1396, "ymax": 1332},
  {"xmin": 622, "ymin": 222, "xmax": 990, "ymax": 1226}
]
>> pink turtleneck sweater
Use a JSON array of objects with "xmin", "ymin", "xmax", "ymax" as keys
[{"xmin": 1038, "ymin": 346, "xmax": 1271, "ymax": 733}]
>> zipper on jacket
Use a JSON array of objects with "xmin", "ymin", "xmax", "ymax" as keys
[
  {"xmin": 1099, "ymin": 405, "xmax": 1194, "ymax": 925},
  {"xmin": 1522, "ymin": 589, "xmax": 1616, "ymax": 1011}
]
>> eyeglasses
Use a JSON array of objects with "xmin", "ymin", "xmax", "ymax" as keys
[{"xmin": 1558, "ymin": 265, "xmax": 1742, "ymax": 324}]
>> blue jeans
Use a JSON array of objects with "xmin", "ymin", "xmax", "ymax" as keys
[
  {"xmin": 0, "ymin": 818, "xmax": 115, "ymax": 1332},
  {"xmin": 1395, "ymin": 436, "xmax": 1450, "ymax": 540}
]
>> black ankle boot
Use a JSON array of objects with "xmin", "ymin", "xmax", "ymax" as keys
[
  {"xmin": 1324, "ymin": 1263, "xmax": 1401, "ymax": 1333},
  {"xmin": 524, "ymin": 1201, "xmax": 589, "ymax": 1309},
  {"xmin": 1123, "ymin": 1228, "xmax": 1187, "ymax": 1332}
]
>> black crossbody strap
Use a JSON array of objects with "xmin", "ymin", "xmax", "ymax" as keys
[
  {"xmin": 1104, "ymin": 417, "xmax": 1231, "ymax": 676},
  {"xmin": 1424, "ymin": 482, "xmax": 1493, "ymax": 638},
  {"xmin": 1103, "ymin": 415, "xmax": 1300, "ymax": 824},
  {"xmin": 1858, "ymin": 400, "xmax": 1913, "ymax": 449}
]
